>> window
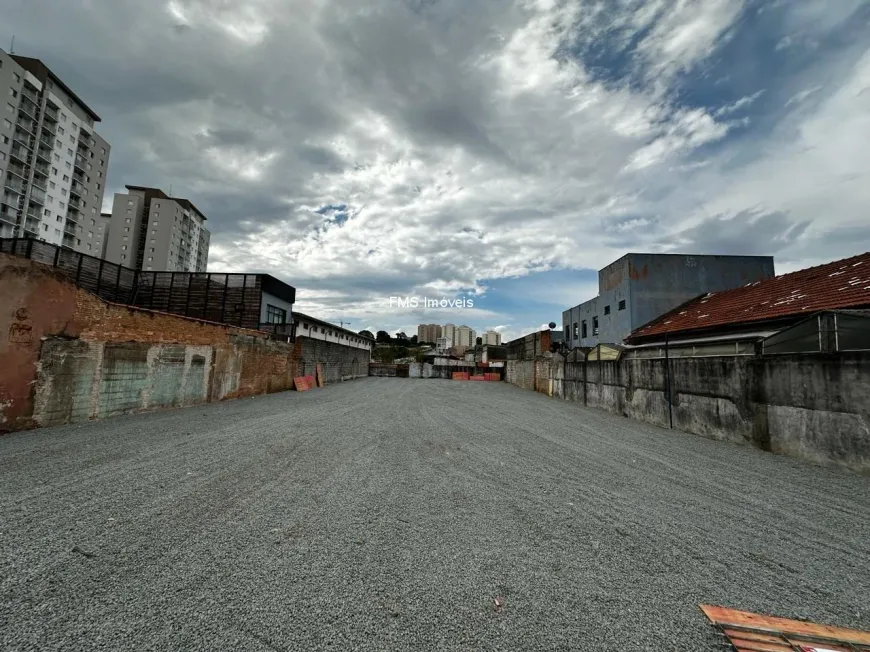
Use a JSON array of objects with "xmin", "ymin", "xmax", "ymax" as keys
[
  {"xmin": 618, "ymin": 300, "xmax": 626, "ymax": 311},
  {"xmin": 49, "ymin": 181, "xmax": 56, "ymax": 189},
  {"xmin": 65, "ymin": 162, "xmax": 71, "ymax": 170},
  {"xmin": 6, "ymin": 103, "xmax": 14, "ymax": 113},
  {"xmin": 52, "ymin": 167, "xmax": 58, "ymax": 176},
  {"xmin": 47, "ymin": 195, "xmax": 54, "ymax": 203},
  {"xmin": 9, "ymin": 88, "xmax": 17, "ymax": 98},
  {"xmin": 59, "ymin": 202, "xmax": 65, "ymax": 209},
  {"xmin": 69, "ymin": 135, "xmax": 75, "ymax": 144},
  {"xmin": 1, "ymin": 135, "xmax": 7, "ymax": 144},
  {"xmin": 593, "ymin": 316, "xmax": 599, "ymax": 336},
  {"xmin": 581, "ymin": 320, "xmax": 588, "ymax": 339},
  {"xmin": 573, "ymin": 322, "xmax": 578, "ymax": 338},
  {"xmin": 43, "ymin": 209, "xmax": 50, "ymax": 216},
  {"xmin": 61, "ymin": 189, "xmax": 67, "ymax": 196},
  {"xmin": 53, "ymin": 154, "xmax": 60, "ymax": 162},
  {"xmin": 72, "ymin": 122, "xmax": 77, "ymax": 130},
  {"xmin": 58, "ymin": 127, "xmax": 65, "ymax": 136},
  {"xmin": 67, "ymin": 149, "xmax": 73, "ymax": 156},
  {"xmin": 121, "ymin": 245, "xmax": 126, "ymax": 250},
  {"xmin": 90, "ymin": 219, "xmax": 95, "ymax": 225},
  {"xmin": 3, "ymin": 118, "xmax": 11, "ymax": 129},
  {"xmin": 62, "ymin": 175, "xmax": 69, "ymax": 182},
  {"xmin": 43, "ymin": 224, "xmax": 48, "ymax": 232},
  {"xmin": 61, "ymin": 113, "xmax": 67, "ymax": 122},
  {"xmin": 604, "ymin": 305, "xmax": 610, "ymax": 316},
  {"xmin": 127, "ymin": 199, "xmax": 133, "ymax": 207},
  {"xmin": 88, "ymin": 232, "xmax": 93, "ymax": 238},
  {"xmin": 148, "ymin": 256, "xmax": 153, "ymax": 262},
  {"xmin": 265, "ymin": 304, "xmax": 287, "ymax": 324}
]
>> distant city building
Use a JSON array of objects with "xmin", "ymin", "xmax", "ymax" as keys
[
  {"xmin": 0, "ymin": 50, "xmax": 111, "ymax": 255},
  {"xmin": 563, "ymin": 253, "xmax": 775, "ymax": 348},
  {"xmin": 436, "ymin": 336, "xmax": 453, "ymax": 354},
  {"xmin": 454, "ymin": 325, "xmax": 475, "ymax": 347},
  {"xmin": 443, "ymin": 323, "xmax": 456, "ymax": 344},
  {"xmin": 417, "ymin": 323, "xmax": 442, "ymax": 343},
  {"xmin": 482, "ymin": 330, "xmax": 502, "ymax": 346},
  {"xmin": 105, "ymin": 185, "xmax": 210, "ymax": 271}
]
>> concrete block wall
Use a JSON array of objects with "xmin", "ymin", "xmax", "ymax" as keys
[
  {"xmin": 0, "ymin": 253, "xmax": 370, "ymax": 431},
  {"xmin": 506, "ymin": 352, "xmax": 870, "ymax": 471}
]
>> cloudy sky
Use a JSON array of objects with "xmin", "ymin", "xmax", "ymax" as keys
[{"xmin": 3, "ymin": 0, "xmax": 869, "ymax": 340}]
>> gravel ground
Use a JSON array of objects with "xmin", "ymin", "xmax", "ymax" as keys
[{"xmin": 1, "ymin": 377, "xmax": 869, "ymax": 651}]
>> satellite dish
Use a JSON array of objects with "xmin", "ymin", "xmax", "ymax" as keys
[{"xmin": 548, "ymin": 322, "xmax": 557, "ymax": 329}]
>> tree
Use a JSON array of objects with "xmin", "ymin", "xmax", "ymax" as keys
[
  {"xmin": 359, "ymin": 330, "xmax": 374, "ymax": 340},
  {"xmin": 396, "ymin": 332, "xmax": 409, "ymax": 341},
  {"xmin": 376, "ymin": 330, "xmax": 392, "ymax": 344},
  {"xmin": 411, "ymin": 335, "xmax": 419, "ymax": 344}
]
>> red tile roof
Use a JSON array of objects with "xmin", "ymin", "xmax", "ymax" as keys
[{"xmin": 627, "ymin": 251, "xmax": 870, "ymax": 342}]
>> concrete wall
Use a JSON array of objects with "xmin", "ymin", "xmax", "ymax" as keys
[
  {"xmin": 506, "ymin": 353, "xmax": 870, "ymax": 471},
  {"xmin": 0, "ymin": 253, "xmax": 369, "ymax": 431}
]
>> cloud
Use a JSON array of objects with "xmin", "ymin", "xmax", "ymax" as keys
[{"xmin": 1, "ymin": 0, "xmax": 867, "ymax": 336}]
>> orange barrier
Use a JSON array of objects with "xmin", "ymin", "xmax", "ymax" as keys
[{"xmin": 452, "ymin": 372, "xmax": 470, "ymax": 380}]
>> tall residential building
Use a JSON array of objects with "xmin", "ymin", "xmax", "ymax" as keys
[
  {"xmin": 417, "ymin": 323, "xmax": 442, "ymax": 343},
  {"xmin": 0, "ymin": 50, "xmax": 110, "ymax": 253},
  {"xmin": 454, "ymin": 325, "xmax": 475, "ymax": 347},
  {"xmin": 105, "ymin": 185, "xmax": 210, "ymax": 271},
  {"xmin": 443, "ymin": 323, "xmax": 456, "ymax": 344},
  {"xmin": 482, "ymin": 330, "xmax": 502, "ymax": 346}
]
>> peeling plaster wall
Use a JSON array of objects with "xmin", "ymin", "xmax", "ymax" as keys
[{"xmin": 0, "ymin": 253, "xmax": 370, "ymax": 431}]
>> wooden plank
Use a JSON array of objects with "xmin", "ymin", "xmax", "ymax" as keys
[
  {"xmin": 315, "ymin": 364, "xmax": 324, "ymax": 388},
  {"xmin": 728, "ymin": 637, "xmax": 793, "ymax": 652},
  {"xmin": 701, "ymin": 605, "xmax": 870, "ymax": 646},
  {"xmin": 723, "ymin": 629, "xmax": 787, "ymax": 644}
]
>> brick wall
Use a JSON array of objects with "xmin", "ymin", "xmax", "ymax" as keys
[{"xmin": 0, "ymin": 253, "xmax": 370, "ymax": 431}]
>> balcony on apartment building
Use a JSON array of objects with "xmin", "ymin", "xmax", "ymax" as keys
[
  {"xmin": 69, "ymin": 180, "xmax": 85, "ymax": 197},
  {"xmin": 21, "ymin": 83, "xmax": 40, "ymax": 105},
  {"xmin": 9, "ymin": 142, "xmax": 29, "ymax": 165},
  {"xmin": 29, "ymin": 187, "xmax": 46, "ymax": 206},
  {"xmin": 42, "ymin": 103, "xmax": 58, "ymax": 123},
  {"xmin": 0, "ymin": 205, "xmax": 18, "ymax": 226},
  {"xmin": 73, "ymin": 154, "xmax": 86, "ymax": 171},
  {"xmin": 37, "ymin": 131, "xmax": 54, "ymax": 149},
  {"xmin": 32, "ymin": 161, "xmax": 50, "ymax": 178},
  {"xmin": 63, "ymin": 222, "xmax": 77, "ymax": 236},
  {"xmin": 16, "ymin": 114, "xmax": 38, "ymax": 137},
  {"xmin": 66, "ymin": 210, "xmax": 80, "ymax": 225},
  {"xmin": 41, "ymin": 120, "xmax": 56, "ymax": 137},
  {"xmin": 35, "ymin": 142, "xmax": 51, "ymax": 164},
  {"xmin": 31, "ymin": 174, "xmax": 48, "ymax": 193},
  {"xmin": 12, "ymin": 131, "xmax": 33, "ymax": 153},
  {"xmin": 17, "ymin": 96, "xmax": 39, "ymax": 122},
  {"xmin": 3, "ymin": 176, "xmax": 27, "ymax": 195},
  {"xmin": 5, "ymin": 162, "xmax": 28, "ymax": 181},
  {"xmin": 67, "ymin": 196, "xmax": 83, "ymax": 210}
]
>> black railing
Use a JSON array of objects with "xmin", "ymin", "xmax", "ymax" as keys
[{"xmin": 1, "ymin": 237, "xmax": 290, "ymax": 338}]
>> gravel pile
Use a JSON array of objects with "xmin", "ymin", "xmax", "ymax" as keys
[{"xmin": 1, "ymin": 378, "xmax": 869, "ymax": 650}]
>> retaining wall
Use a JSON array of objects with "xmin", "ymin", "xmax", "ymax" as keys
[
  {"xmin": 0, "ymin": 253, "xmax": 369, "ymax": 431},
  {"xmin": 506, "ymin": 354, "xmax": 870, "ymax": 471}
]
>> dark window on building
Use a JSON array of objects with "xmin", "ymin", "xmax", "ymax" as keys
[
  {"xmin": 581, "ymin": 320, "xmax": 588, "ymax": 338},
  {"xmin": 593, "ymin": 316, "xmax": 599, "ymax": 335},
  {"xmin": 604, "ymin": 305, "xmax": 611, "ymax": 315},
  {"xmin": 265, "ymin": 304, "xmax": 286, "ymax": 324},
  {"xmin": 618, "ymin": 300, "xmax": 626, "ymax": 311},
  {"xmin": 573, "ymin": 322, "xmax": 578, "ymax": 338},
  {"xmin": 564, "ymin": 325, "xmax": 569, "ymax": 340}
]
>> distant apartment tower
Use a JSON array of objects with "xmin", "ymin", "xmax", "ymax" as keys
[
  {"xmin": 0, "ymin": 50, "xmax": 110, "ymax": 254},
  {"xmin": 482, "ymin": 330, "xmax": 502, "ymax": 346},
  {"xmin": 105, "ymin": 185, "xmax": 210, "ymax": 271},
  {"xmin": 562, "ymin": 253, "xmax": 775, "ymax": 348},
  {"xmin": 454, "ymin": 325, "xmax": 475, "ymax": 347},
  {"xmin": 417, "ymin": 323, "xmax": 442, "ymax": 343}
]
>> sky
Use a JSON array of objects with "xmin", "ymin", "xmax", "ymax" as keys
[{"xmin": 2, "ymin": 0, "xmax": 869, "ymax": 342}]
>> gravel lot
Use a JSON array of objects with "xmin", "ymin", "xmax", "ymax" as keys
[{"xmin": 1, "ymin": 377, "xmax": 869, "ymax": 651}]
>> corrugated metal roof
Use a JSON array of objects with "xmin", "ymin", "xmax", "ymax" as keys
[{"xmin": 628, "ymin": 251, "xmax": 870, "ymax": 342}]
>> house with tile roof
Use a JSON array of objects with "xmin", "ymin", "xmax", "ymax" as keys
[{"xmin": 624, "ymin": 252, "xmax": 870, "ymax": 356}]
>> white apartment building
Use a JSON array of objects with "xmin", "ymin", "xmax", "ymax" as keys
[
  {"xmin": 105, "ymin": 185, "xmax": 210, "ymax": 271},
  {"xmin": 483, "ymin": 330, "xmax": 502, "ymax": 346},
  {"xmin": 0, "ymin": 50, "xmax": 110, "ymax": 254},
  {"xmin": 454, "ymin": 325, "xmax": 475, "ymax": 347}
]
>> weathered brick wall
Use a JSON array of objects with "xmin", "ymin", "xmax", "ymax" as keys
[{"xmin": 1, "ymin": 254, "xmax": 369, "ymax": 431}]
